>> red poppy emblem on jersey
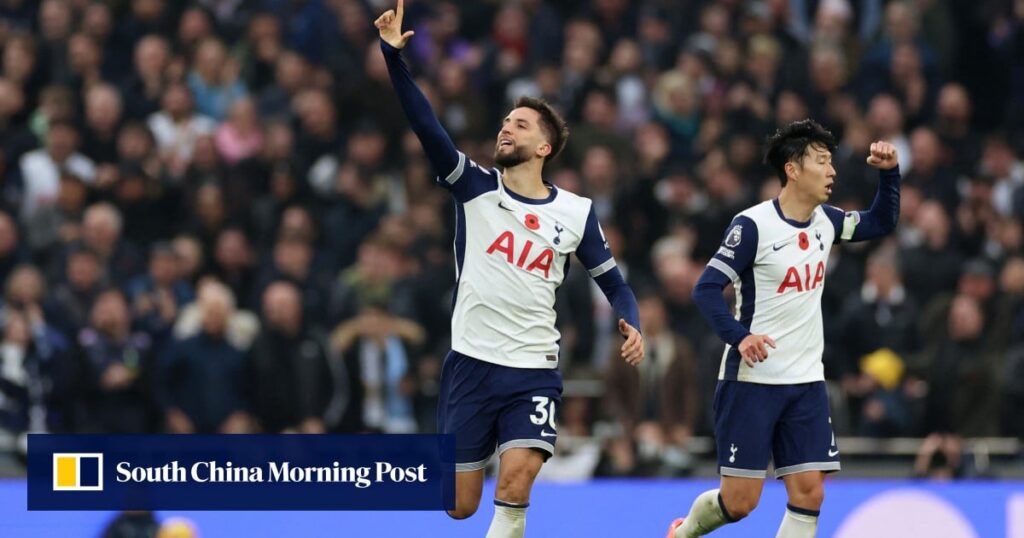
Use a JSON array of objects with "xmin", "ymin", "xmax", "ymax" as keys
[
  {"xmin": 525, "ymin": 214, "xmax": 540, "ymax": 230},
  {"xmin": 798, "ymin": 232, "xmax": 809, "ymax": 250}
]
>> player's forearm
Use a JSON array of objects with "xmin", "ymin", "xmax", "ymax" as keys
[
  {"xmin": 380, "ymin": 39, "xmax": 460, "ymax": 177},
  {"xmin": 692, "ymin": 269, "xmax": 750, "ymax": 347},
  {"xmin": 593, "ymin": 267, "xmax": 640, "ymax": 331},
  {"xmin": 851, "ymin": 167, "xmax": 901, "ymax": 241}
]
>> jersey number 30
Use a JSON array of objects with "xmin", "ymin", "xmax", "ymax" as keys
[{"xmin": 530, "ymin": 396, "xmax": 557, "ymax": 429}]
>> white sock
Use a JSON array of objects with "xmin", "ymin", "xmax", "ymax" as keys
[
  {"xmin": 776, "ymin": 504, "xmax": 819, "ymax": 538},
  {"xmin": 676, "ymin": 489, "xmax": 734, "ymax": 537},
  {"xmin": 485, "ymin": 500, "xmax": 527, "ymax": 538}
]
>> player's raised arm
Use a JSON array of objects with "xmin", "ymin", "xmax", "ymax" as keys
[
  {"xmin": 375, "ymin": 0, "xmax": 462, "ymax": 187},
  {"xmin": 826, "ymin": 141, "xmax": 901, "ymax": 242},
  {"xmin": 574, "ymin": 207, "xmax": 643, "ymax": 366}
]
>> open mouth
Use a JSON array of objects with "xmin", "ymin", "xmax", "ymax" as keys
[
  {"xmin": 498, "ymin": 139, "xmax": 514, "ymax": 149},
  {"xmin": 825, "ymin": 183, "xmax": 833, "ymax": 196}
]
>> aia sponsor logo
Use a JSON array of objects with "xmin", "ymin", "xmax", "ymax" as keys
[
  {"xmin": 486, "ymin": 231, "xmax": 554, "ymax": 278},
  {"xmin": 777, "ymin": 261, "xmax": 825, "ymax": 294}
]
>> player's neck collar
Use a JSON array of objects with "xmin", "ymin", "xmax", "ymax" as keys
[
  {"xmin": 500, "ymin": 172, "xmax": 558, "ymax": 205},
  {"xmin": 772, "ymin": 198, "xmax": 814, "ymax": 228}
]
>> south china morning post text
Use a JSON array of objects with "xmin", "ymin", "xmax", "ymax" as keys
[
  {"xmin": 114, "ymin": 460, "xmax": 428, "ymax": 488},
  {"xmin": 27, "ymin": 434, "xmax": 456, "ymax": 511}
]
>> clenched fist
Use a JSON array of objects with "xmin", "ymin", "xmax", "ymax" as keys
[{"xmin": 866, "ymin": 141, "xmax": 898, "ymax": 170}]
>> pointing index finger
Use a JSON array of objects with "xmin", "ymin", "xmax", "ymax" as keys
[{"xmin": 397, "ymin": 0, "xmax": 405, "ymax": 17}]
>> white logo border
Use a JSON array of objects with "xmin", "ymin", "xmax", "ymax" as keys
[{"xmin": 53, "ymin": 453, "xmax": 104, "ymax": 491}]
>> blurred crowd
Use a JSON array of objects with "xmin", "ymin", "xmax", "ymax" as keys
[{"xmin": 0, "ymin": 0, "xmax": 1022, "ymax": 481}]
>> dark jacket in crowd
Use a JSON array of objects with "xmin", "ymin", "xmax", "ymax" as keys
[
  {"xmin": 159, "ymin": 333, "xmax": 248, "ymax": 433},
  {"xmin": 247, "ymin": 328, "xmax": 332, "ymax": 432},
  {"xmin": 72, "ymin": 329, "xmax": 156, "ymax": 433}
]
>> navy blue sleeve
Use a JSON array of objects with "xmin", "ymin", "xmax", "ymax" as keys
[
  {"xmin": 825, "ymin": 167, "xmax": 901, "ymax": 243},
  {"xmin": 691, "ymin": 216, "xmax": 758, "ymax": 347},
  {"xmin": 576, "ymin": 206, "xmax": 640, "ymax": 332},
  {"xmin": 381, "ymin": 40, "xmax": 477, "ymax": 199}
]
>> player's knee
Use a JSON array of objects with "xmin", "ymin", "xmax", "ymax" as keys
[
  {"xmin": 721, "ymin": 491, "xmax": 760, "ymax": 520},
  {"xmin": 495, "ymin": 468, "xmax": 535, "ymax": 504},
  {"xmin": 447, "ymin": 489, "xmax": 482, "ymax": 520},
  {"xmin": 789, "ymin": 483, "xmax": 825, "ymax": 510},
  {"xmin": 726, "ymin": 498, "xmax": 758, "ymax": 520},
  {"xmin": 447, "ymin": 501, "xmax": 480, "ymax": 520}
]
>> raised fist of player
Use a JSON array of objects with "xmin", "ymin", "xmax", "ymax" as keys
[{"xmin": 866, "ymin": 141, "xmax": 899, "ymax": 170}]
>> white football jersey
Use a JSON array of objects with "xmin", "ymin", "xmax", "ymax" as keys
[
  {"xmin": 707, "ymin": 199, "xmax": 858, "ymax": 384},
  {"xmin": 441, "ymin": 152, "xmax": 616, "ymax": 369}
]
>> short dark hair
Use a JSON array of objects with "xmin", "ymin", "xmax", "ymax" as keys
[
  {"xmin": 763, "ymin": 119, "xmax": 837, "ymax": 186},
  {"xmin": 512, "ymin": 96, "xmax": 569, "ymax": 163}
]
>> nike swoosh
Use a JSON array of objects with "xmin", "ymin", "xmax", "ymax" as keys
[
  {"xmin": 540, "ymin": 430, "xmax": 557, "ymax": 437},
  {"xmin": 772, "ymin": 242, "xmax": 788, "ymax": 251},
  {"xmin": 498, "ymin": 201, "xmax": 514, "ymax": 211},
  {"xmin": 828, "ymin": 449, "xmax": 839, "ymax": 457}
]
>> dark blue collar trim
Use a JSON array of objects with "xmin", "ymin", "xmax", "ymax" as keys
[
  {"xmin": 503, "ymin": 178, "xmax": 558, "ymax": 205},
  {"xmin": 773, "ymin": 198, "xmax": 813, "ymax": 228}
]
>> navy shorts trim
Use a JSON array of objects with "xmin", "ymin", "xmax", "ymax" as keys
[
  {"xmin": 775, "ymin": 462, "xmax": 841, "ymax": 477},
  {"xmin": 713, "ymin": 380, "xmax": 840, "ymax": 479},
  {"xmin": 497, "ymin": 439, "xmax": 555, "ymax": 457},
  {"xmin": 720, "ymin": 467, "xmax": 767, "ymax": 479},
  {"xmin": 437, "ymin": 350, "xmax": 562, "ymax": 471},
  {"xmin": 454, "ymin": 459, "xmax": 489, "ymax": 472}
]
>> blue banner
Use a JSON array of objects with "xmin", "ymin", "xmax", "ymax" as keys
[
  {"xmin": 27, "ymin": 434, "xmax": 455, "ymax": 511},
  {"xmin": 4, "ymin": 478, "xmax": 1022, "ymax": 536}
]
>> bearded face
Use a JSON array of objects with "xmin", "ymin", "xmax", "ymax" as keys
[{"xmin": 494, "ymin": 139, "xmax": 533, "ymax": 167}]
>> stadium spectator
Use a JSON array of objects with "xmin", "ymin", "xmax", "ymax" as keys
[
  {"xmin": 46, "ymin": 245, "xmax": 105, "ymax": 337},
  {"xmin": 147, "ymin": 82, "xmax": 216, "ymax": 179},
  {"xmin": 70, "ymin": 288, "xmax": 156, "ymax": 433},
  {"xmin": 81, "ymin": 83, "xmax": 124, "ymax": 166},
  {"xmin": 125, "ymin": 243, "xmax": 195, "ymax": 339},
  {"xmin": 214, "ymin": 97, "xmax": 263, "ymax": 165},
  {"xmin": 329, "ymin": 302, "xmax": 424, "ymax": 433},
  {"xmin": 187, "ymin": 37, "xmax": 246, "ymax": 121},
  {"xmin": 76, "ymin": 202, "xmax": 144, "ymax": 283},
  {"xmin": 836, "ymin": 249, "xmax": 919, "ymax": 380},
  {"xmin": 855, "ymin": 348, "xmax": 913, "ymax": 438},
  {"xmin": 247, "ymin": 281, "xmax": 331, "ymax": 433},
  {"xmin": 932, "ymin": 82, "xmax": 979, "ymax": 176},
  {"xmin": 121, "ymin": 34, "xmax": 171, "ymax": 119},
  {"xmin": 159, "ymin": 280, "xmax": 250, "ymax": 434},
  {"xmin": 603, "ymin": 292, "xmax": 697, "ymax": 477},
  {"xmin": 173, "ymin": 277, "xmax": 258, "ymax": 351},
  {"xmin": 979, "ymin": 134, "xmax": 1024, "ymax": 217},
  {"xmin": 209, "ymin": 227, "xmax": 256, "ymax": 310},
  {"xmin": 904, "ymin": 126, "xmax": 958, "ymax": 211},
  {"xmin": 0, "ymin": 212, "xmax": 26, "ymax": 284},
  {"xmin": 18, "ymin": 118, "xmax": 95, "ymax": 220},
  {"xmin": 0, "ymin": 78, "xmax": 36, "ymax": 193},
  {"xmin": 900, "ymin": 201, "xmax": 961, "ymax": 306},
  {"xmin": 0, "ymin": 308, "xmax": 61, "ymax": 450},
  {"xmin": 912, "ymin": 294, "xmax": 1001, "ymax": 437}
]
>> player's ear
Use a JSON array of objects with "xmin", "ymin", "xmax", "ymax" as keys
[
  {"xmin": 784, "ymin": 160, "xmax": 799, "ymax": 183},
  {"xmin": 536, "ymin": 142, "xmax": 552, "ymax": 159}
]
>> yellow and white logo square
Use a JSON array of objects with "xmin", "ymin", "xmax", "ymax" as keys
[{"xmin": 53, "ymin": 453, "xmax": 103, "ymax": 491}]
